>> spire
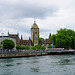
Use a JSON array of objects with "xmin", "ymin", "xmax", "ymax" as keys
[
  {"xmin": 29, "ymin": 37, "xmax": 31, "ymax": 40},
  {"xmin": 17, "ymin": 32, "xmax": 19, "ymax": 36},
  {"xmin": 21, "ymin": 35, "xmax": 23, "ymax": 40},
  {"xmin": 34, "ymin": 18, "xmax": 36, "ymax": 24},
  {"xmin": 49, "ymin": 33, "xmax": 51, "ymax": 36},
  {"xmin": 31, "ymin": 18, "xmax": 38, "ymax": 28},
  {"xmin": 8, "ymin": 31, "xmax": 9, "ymax": 35}
]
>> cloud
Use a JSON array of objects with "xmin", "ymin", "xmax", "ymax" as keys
[
  {"xmin": 0, "ymin": 0, "xmax": 59, "ymax": 19},
  {"xmin": 0, "ymin": 0, "xmax": 75, "ymax": 39}
]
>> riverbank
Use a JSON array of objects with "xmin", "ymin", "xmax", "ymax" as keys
[
  {"xmin": 0, "ymin": 52, "xmax": 47, "ymax": 58},
  {"xmin": 0, "ymin": 50, "xmax": 75, "ymax": 58},
  {"xmin": 0, "ymin": 55, "xmax": 75, "ymax": 75},
  {"xmin": 47, "ymin": 49, "xmax": 75, "ymax": 55}
]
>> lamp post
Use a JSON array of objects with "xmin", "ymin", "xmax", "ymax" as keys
[{"xmin": 1, "ymin": 33, "xmax": 4, "ymax": 52}]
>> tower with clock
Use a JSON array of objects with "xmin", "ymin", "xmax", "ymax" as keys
[{"xmin": 31, "ymin": 20, "xmax": 39, "ymax": 46}]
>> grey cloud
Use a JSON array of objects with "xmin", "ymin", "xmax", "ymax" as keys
[
  {"xmin": 3, "ymin": 23, "xmax": 31, "ymax": 34},
  {"xmin": 0, "ymin": 1, "xmax": 59, "ymax": 19},
  {"xmin": 40, "ymin": 28, "xmax": 51, "ymax": 33},
  {"xmin": 1, "ymin": 0, "xmax": 73, "ymax": 39},
  {"xmin": 14, "ymin": 5, "xmax": 58, "ymax": 18}
]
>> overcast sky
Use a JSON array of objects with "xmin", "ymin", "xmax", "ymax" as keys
[{"xmin": 0, "ymin": 0, "xmax": 75, "ymax": 39}]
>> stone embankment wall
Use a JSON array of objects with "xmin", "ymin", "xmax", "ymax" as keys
[{"xmin": 0, "ymin": 52, "xmax": 47, "ymax": 58}]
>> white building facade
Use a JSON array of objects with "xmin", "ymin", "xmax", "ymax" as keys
[{"xmin": 0, "ymin": 36, "xmax": 16, "ymax": 49}]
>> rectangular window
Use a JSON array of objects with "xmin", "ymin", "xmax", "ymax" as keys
[{"xmin": 35, "ymin": 32, "xmax": 37, "ymax": 34}]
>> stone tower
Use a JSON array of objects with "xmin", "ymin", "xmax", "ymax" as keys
[{"xmin": 31, "ymin": 20, "xmax": 39, "ymax": 46}]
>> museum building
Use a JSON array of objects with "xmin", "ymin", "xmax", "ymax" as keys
[{"xmin": 0, "ymin": 20, "xmax": 51, "ymax": 48}]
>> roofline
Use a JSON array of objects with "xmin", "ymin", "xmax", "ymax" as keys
[
  {"xmin": 0, "ymin": 36, "xmax": 15, "ymax": 39},
  {"xmin": 31, "ymin": 28, "xmax": 39, "ymax": 29}
]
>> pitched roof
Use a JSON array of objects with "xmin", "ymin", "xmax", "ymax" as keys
[
  {"xmin": 31, "ymin": 24, "xmax": 39, "ymax": 29},
  {"xmin": 31, "ymin": 20, "xmax": 39, "ymax": 29},
  {"xmin": 8, "ymin": 34, "xmax": 19, "ymax": 40}
]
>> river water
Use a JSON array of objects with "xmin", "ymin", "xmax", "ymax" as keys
[{"xmin": 0, "ymin": 55, "xmax": 75, "ymax": 75}]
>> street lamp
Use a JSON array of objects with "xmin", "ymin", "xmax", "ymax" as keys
[{"xmin": 1, "ymin": 33, "xmax": 4, "ymax": 52}]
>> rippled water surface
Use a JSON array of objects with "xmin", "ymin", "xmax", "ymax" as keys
[{"xmin": 0, "ymin": 55, "xmax": 75, "ymax": 75}]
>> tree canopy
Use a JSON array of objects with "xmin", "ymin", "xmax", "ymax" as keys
[
  {"xmin": 50, "ymin": 28, "xmax": 75, "ymax": 49},
  {"xmin": 2, "ymin": 39, "xmax": 15, "ymax": 50},
  {"xmin": 36, "ymin": 45, "xmax": 41, "ymax": 49},
  {"xmin": 16, "ymin": 45, "xmax": 23, "ymax": 50},
  {"xmin": 41, "ymin": 46, "xmax": 45, "ymax": 50},
  {"xmin": 32, "ymin": 46, "xmax": 37, "ymax": 50},
  {"xmin": 25, "ymin": 45, "xmax": 30, "ymax": 50},
  {"xmin": 38, "ymin": 37, "xmax": 44, "ymax": 45},
  {"xmin": 0, "ymin": 45, "xmax": 2, "ymax": 48}
]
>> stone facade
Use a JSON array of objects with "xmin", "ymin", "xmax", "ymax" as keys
[
  {"xmin": 8, "ymin": 33, "xmax": 20, "ymax": 44},
  {"xmin": 31, "ymin": 20, "xmax": 39, "ymax": 46},
  {"xmin": 8, "ymin": 33, "xmax": 32, "ymax": 46},
  {"xmin": 0, "ymin": 20, "xmax": 51, "ymax": 48},
  {"xmin": 41, "ymin": 39, "xmax": 51, "ymax": 49}
]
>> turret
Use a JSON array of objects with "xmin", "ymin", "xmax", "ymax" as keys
[
  {"xmin": 21, "ymin": 35, "xmax": 23, "ymax": 40},
  {"xmin": 8, "ymin": 31, "xmax": 9, "ymax": 36},
  {"xmin": 17, "ymin": 32, "xmax": 19, "ymax": 37},
  {"xmin": 31, "ymin": 19, "xmax": 39, "ymax": 46}
]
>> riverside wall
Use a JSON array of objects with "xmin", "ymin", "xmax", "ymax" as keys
[
  {"xmin": 0, "ymin": 52, "xmax": 47, "ymax": 58},
  {"xmin": 0, "ymin": 50, "xmax": 75, "ymax": 58}
]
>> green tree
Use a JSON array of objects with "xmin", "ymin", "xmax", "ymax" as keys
[
  {"xmin": 2, "ymin": 39, "xmax": 15, "ymax": 50},
  {"xmin": 16, "ymin": 45, "xmax": 20, "ymax": 50},
  {"xmin": 0, "ymin": 45, "xmax": 2, "ymax": 48},
  {"xmin": 36, "ymin": 45, "xmax": 41, "ymax": 49},
  {"xmin": 16, "ymin": 45, "xmax": 23, "ymax": 50},
  {"xmin": 50, "ymin": 34, "xmax": 56, "ymax": 46},
  {"xmin": 25, "ymin": 45, "xmax": 30, "ymax": 50},
  {"xmin": 16, "ymin": 45, "xmax": 26, "ymax": 50},
  {"xmin": 67, "ymin": 29, "xmax": 75, "ymax": 49},
  {"xmin": 51, "ymin": 28, "xmax": 75, "ymax": 49},
  {"xmin": 19, "ymin": 45, "xmax": 23, "ymax": 50},
  {"xmin": 22, "ymin": 46, "xmax": 25, "ymax": 49},
  {"xmin": 41, "ymin": 46, "xmax": 45, "ymax": 50},
  {"xmin": 38, "ymin": 37, "xmax": 44, "ymax": 45},
  {"xmin": 32, "ymin": 46, "xmax": 36, "ymax": 50}
]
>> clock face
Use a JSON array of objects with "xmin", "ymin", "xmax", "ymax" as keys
[{"xmin": 34, "ymin": 32, "xmax": 38, "ymax": 40}]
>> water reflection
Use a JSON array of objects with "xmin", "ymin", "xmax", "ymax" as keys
[
  {"xmin": 73, "ymin": 58, "xmax": 75, "ymax": 61},
  {"xmin": 0, "ymin": 58, "xmax": 14, "ymax": 63},
  {"xmin": 3, "ymin": 71, "xmax": 13, "ymax": 75},
  {"xmin": 16, "ymin": 63, "xmax": 22, "ymax": 65},
  {"xmin": 31, "ymin": 60, "xmax": 39, "ymax": 63},
  {"xmin": 0, "ymin": 55, "xmax": 75, "ymax": 75},
  {"xmin": 58, "ymin": 57, "xmax": 75, "ymax": 65},
  {"xmin": 59, "ymin": 59, "xmax": 71, "ymax": 65},
  {"xmin": 5, "ymin": 64, "xmax": 14, "ymax": 67},
  {"xmin": 30, "ymin": 67, "xmax": 39, "ymax": 72}
]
